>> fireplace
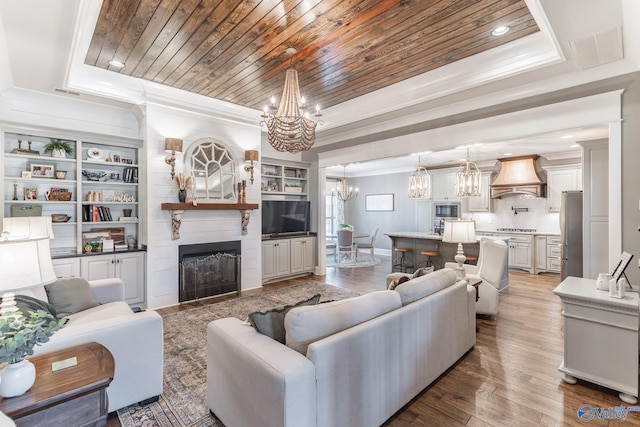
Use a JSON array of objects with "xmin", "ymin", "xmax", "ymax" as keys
[{"xmin": 178, "ymin": 241, "xmax": 241, "ymax": 303}]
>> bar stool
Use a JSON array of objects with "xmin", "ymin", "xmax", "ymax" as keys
[
  {"xmin": 420, "ymin": 250, "xmax": 440, "ymax": 269},
  {"xmin": 393, "ymin": 248, "xmax": 413, "ymax": 273}
]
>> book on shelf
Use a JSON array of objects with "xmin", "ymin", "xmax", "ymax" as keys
[
  {"xmin": 83, "ymin": 205, "xmax": 113, "ymax": 222},
  {"xmin": 119, "ymin": 216, "xmax": 138, "ymax": 222},
  {"xmin": 114, "ymin": 244, "xmax": 128, "ymax": 251}
]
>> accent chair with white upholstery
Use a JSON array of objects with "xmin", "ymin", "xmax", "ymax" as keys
[
  {"xmin": 445, "ymin": 236, "xmax": 509, "ymax": 317},
  {"xmin": 355, "ymin": 226, "xmax": 378, "ymax": 261}
]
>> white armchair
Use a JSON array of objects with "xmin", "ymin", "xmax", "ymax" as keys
[{"xmin": 445, "ymin": 237, "xmax": 508, "ymax": 316}]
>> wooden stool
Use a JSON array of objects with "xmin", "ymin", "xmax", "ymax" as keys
[
  {"xmin": 420, "ymin": 250, "xmax": 440, "ymax": 269},
  {"xmin": 393, "ymin": 248, "xmax": 413, "ymax": 273}
]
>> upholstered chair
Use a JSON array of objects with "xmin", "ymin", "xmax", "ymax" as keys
[
  {"xmin": 355, "ymin": 226, "xmax": 379, "ymax": 261},
  {"xmin": 337, "ymin": 228, "xmax": 356, "ymax": 261}
]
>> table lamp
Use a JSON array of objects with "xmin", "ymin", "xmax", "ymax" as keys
[
  {"xmin": 0, "ymin": 234, "xmax": 57, "ymax": 316},
  {"xmin": 442, "ymin": 219, "xmax": 476, "ymax": 280}
]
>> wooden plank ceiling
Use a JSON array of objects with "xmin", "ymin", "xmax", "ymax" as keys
[{"xmin": 86, "ymin": 0, "xmax": 539, "ymax": 111}]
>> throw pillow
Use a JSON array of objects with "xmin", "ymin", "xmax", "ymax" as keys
[
  {"xmin": 14, "ymin": 294, "xmax": 59, "ymax": 319},
  {"xmin": 388, "ymin": 275, "xmax": 411, "ymax": 291},
  {"xmin": 248, "ymin": 294, "xmax": 321, "ymax": 343},
  {"xmin": 45, "ymin": 277, "xmax": 100, "ymax": 317},
  {"xmin": 411, "ymin": 267, "xmax": 431, "ymax": 279}
]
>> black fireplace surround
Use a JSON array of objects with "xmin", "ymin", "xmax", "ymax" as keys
[{"xmin": 178, "ymin": 240, "xmax": 241, "ymax": 303}]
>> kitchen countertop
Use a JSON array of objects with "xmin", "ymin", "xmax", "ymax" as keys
[{"xmin": 477, "ymin": 229, "xmax": 560, "ymax": 236}]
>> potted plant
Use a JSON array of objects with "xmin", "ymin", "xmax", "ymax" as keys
[
  {"xmin": 0, "ymin": 304, "xmax": 66, "ymax": 397},
  {"xmin": 43, "ymin": 139, "xmax": 73, "ymax": 158}
]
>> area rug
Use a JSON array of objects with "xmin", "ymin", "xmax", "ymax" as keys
[
  {"xmin": 326, "ymin": 255, "xmax": 382, "ymax": 268},
  {"xmin": 117, "ymin": 282, "xmax": 360, "ymax": 427}
]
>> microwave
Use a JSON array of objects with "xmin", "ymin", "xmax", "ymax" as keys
[{"xmin": 434, "ymin": 202, "xmax": 460, "ymax": 219}]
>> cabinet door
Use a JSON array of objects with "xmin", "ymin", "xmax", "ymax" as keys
[
  {"xmin": 81, "ymin": 254, "xmax": 115, "ymax": 281},
  {"xmin": 275, "ymin": 240, "xmax": 291, "ymax": 276},
  {"xmin": 535, "ymin": 236, "xmax": 547, "ymax": 271},
  {"xmin": 466, "ymin": 174, "xmax": 492, "ymax": 212},
  {"xmin": 52, "ymin": 257, "xmax": 81, "ymax": 278},
  {"xmin": 262, "ymin": 241, "xmax": 278, "ymax": 280},
  {"xmin": 547, "ymin": 167, "xmax": 582, "ymax": 212},
  {"xmin": 290, "ymin": 239, "xmax": 305, "ymax": 274},
  {"xmin": 302, "ymin": 237, "xmax": 316, "ymax": 272},
  {"xmin": 433, "ymin": 173, "xmax": 458, "ymax": 201},
  {"xmin": 511, "ymin": 243, "xmax": 532, "ymax": 269},
  {"xmin": 115, "ymin": 252, "xmax": 145, "ymax": 304}
]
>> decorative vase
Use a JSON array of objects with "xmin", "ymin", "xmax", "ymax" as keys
[
  {"xmin": 52, "ymin": 148, "xmax": 66, "ymax": 158},
  {"xmin": 0, "ymin": 359, "xmax": 36, "ymax": 397},
  {"xmin": 178, "ymin": 189, "xmax": 187, "ymax": 203}
]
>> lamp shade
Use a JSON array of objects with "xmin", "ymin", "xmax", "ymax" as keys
[
  {"xmin": 442, "ymin": 220, "xmax": 476, "ymax": 244},
  {"xmin": 2, "ymin": 216, "xmax": 54, "ymax": 239},
  {"xmin": 244, "ymin": 150, "xmax": 259, "ymax": 162},
  {"xmin": 164, "ymin": 138, "xmax": 183, "ymax": 154},
  {"xmin": 0, "ymin": 236, "xmax": 56, "ymax": 292}
]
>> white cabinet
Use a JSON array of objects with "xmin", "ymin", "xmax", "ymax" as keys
[
  {"xmin": 497, "ymin": 233, "xmax": 533, "ymax": 273},
  {"xmin": 544, "ymin": 165, "xmax": 582, "ymax": 212},
  {"xmin": 52, "ymin": 257, "xmax": 81, "ymax": 277},
  {"xmin": 290, "ymin": 236, "xmax": 316, "ymax": 274},
  {"xmin": 262, "ymin": 239, "xmax": 291, "ymax": 281},
  {"xmin": 547, "ymin": 236, "xmax": 562, "ymax": 273},
  {"xmin": 464, "ymin": 173, "xmax": 493, "ymax": 212},
  {"xmin": 534, "ymin": 235, "xmax": 547, "ymax": 271},
  {"xmin": 432, "ymin": 172, "xmax": 459, "ymax": 201},
  {"xmin": 80, "ymin": 251, "xmax": 145, "ymax": 304}
]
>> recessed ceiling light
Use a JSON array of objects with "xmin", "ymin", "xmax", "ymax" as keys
[
  {"xmin": 108, "ymin": 59, "xmax": 125, "ymax": 68},
  {"xmin": 570, "ymin": 144, "xmax": 580, "ymax": 148},
  {"xmin": 503, "ymin": 152, "xmax": 513, "ymax": 156},
  {"xmin": 561, "ymin": 135, "xmax": 574, "ymax": 139},
  {"xmin": 491, "ymin": 26, "xmax": 510, "ymax": 36}
]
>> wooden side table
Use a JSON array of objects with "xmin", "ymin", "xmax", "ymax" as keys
[{"xmin": 0, "ymin": 342, "xmax": 115, "ymax": 427}]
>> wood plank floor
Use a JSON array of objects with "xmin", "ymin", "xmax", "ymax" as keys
[{"xmin": 109, "ymin": 257, "xmax": 640, "ymax": 426}]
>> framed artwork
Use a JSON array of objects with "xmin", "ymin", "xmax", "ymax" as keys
[
  {"xmin": 24, "ymin": 187, "xmax": 37, "ymax": 200},
  {"xmin": 365, "ymin": 193, "xmax": 394, "ymax": 211},
  {"xmin": 21, "ymin": 171, "xmax": 32, "ymax": 178},
  {"xmin": 82, "ymin": 231, "xmax": 112, "ymax": 253},
  {"xmin": 28, "ymin": 162, "xmax": 55, "ymax": 178},
  {"xmin": 611, "ymin": 251, "xmax": 634, "ymax": 281}
]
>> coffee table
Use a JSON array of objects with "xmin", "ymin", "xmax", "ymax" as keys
[{"xmin": 0, "ymin": 342, "xmax": 115, "ymax": 426}]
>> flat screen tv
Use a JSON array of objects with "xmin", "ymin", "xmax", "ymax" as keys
[{"xmin": 262, "ymin": 200, "xmax": 311, "ymax": 236}]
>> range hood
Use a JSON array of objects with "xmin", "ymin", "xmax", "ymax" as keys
[{"xmin": 490, "ymin": 155, "xmax": 546, "ymax": 199}]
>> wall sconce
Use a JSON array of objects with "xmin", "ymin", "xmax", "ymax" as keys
[
  {"xmin": 164, "ymin": 138, "xmax": 183, "ymax": 180},
  {"xmin": 244, "ymin": 150, "xmax": 259, "ymax": 184}
]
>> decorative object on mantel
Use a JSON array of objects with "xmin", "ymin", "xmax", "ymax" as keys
[
  {"xmin": 164, "ymin": 138, "xmax": 183, "ymax": 180},
  {"xmin": 236, "ymin": 180, "xmax": 247, "ymax": 204},
  {"xmin": 0, "ymin": 234, "xmax": 66, "ymax": 398},
  {"xmin": 334, "ymin": 165, "xmax": 358, "ymax": 202},
  {"xmin": 442, "ymin": 219, "xmax": 476, "ymax": 280},
  {"xmin": 243, "ymin": 150, "xmax": 259, "ymax": 184},
  {"xmin": 161, "ymin": 203, "xmax": 258, "ymax": 239},
  {"xmin": 174, "ymin": 172, "xmax": 192, "ymax": 203},
  {"xmin": 455, "ymin": 147, "xmax": 482, "ymax": 197},
  {"xmin": 408, "ymin": 153, "xmax": 432, "ymax": 198},
  {"xmin": 260, "ymin": 47, "xmax": 323, "ymax": 153}
]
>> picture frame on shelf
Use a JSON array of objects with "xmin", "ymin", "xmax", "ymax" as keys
[
  {"xmin": 82, "ymin": 231, "xmax": 111, "ymax": 253},
  {"xmin": 21, "ymin": 171, "xmax": 32, "ymax": 178},
  {"xmin": 28, "ymin": 162, "xmax": 55, "ymax": 178},
  {"xmin": 24, "ymin": 187, "xmax": 38, "ymax": 200}
]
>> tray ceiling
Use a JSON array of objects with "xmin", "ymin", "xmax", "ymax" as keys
[{"xmin": 85, "ymin": 0, "xmax": 539, "ymax": 111}]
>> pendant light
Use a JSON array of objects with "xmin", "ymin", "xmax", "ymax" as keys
[
  {"xmin": 455, "ymin": 147, "xmax": 482, "ymax": 197},
  {"xmin": 408, "ymin": 155, "xmax": 431, "ymax": 198},
  {"xmin": 334, "ymin": 166, "xmax": 358, "ymax": 202}
]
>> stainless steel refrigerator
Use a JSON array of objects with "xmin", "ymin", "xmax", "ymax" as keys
[{"xmin": 560, "ymin": 190, "xmax": 583, "ymax": 280}]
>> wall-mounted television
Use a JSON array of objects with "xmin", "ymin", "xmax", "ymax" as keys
[{"xmin": 262, "ymin": 200, "xmax": 311, "ymax": 236}]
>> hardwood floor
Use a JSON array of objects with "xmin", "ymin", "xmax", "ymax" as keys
[{"xmin": 109, "ymin": 257, "xmax": 640, "ymax": 426}]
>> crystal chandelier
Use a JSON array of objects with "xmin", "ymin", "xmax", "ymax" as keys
[
  {"xmin": 455, "ymin": 147, "xmax": 482, "ymax": 197},
  {"xmin": 408, "ymin": 155, "xmax": 431, "ymax": 198},
  {"xmin": 335, "ymin": 166, "xmax": 358, "ymax": 202},
  {"xmin": 260, "ymin": 48, "xmax": 323, "ymax": 153}
]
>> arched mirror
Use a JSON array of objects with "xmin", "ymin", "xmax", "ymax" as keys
[{"xmin": 184, "ymin": 138, "xmax": 238, "ymax": 202}]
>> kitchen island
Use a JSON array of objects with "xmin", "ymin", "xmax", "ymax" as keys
[{"xmin": 385, "ymin": 232, "xmax": 481, "ymax": 272}]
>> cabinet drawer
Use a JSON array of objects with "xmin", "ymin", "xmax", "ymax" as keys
[
  {"xmin": 496, "ymin": 234, "xmax": 532, "ymax": 243},
  {"xmin": 548, "ymin": 258, "xmax": 561, "ymax": 272},
  {"xmin": 547, "ymin": 244, "xmax": 562, "ymax": 257},
  {"xmin": 547, "ymin": 236, "xmax": 562, "ymax": 245}
]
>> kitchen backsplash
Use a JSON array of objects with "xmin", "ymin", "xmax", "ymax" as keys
[{"xmin": 465, "ymin": 195, "xmax": 561, "ymax": 233}]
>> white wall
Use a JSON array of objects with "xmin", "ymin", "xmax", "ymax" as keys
[{"xmin": 144, "ymin": 103, "xmax": 262, "ymax": 309}]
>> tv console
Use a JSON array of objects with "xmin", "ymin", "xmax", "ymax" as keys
[{"xmin": 261, "ymin": 235, "xmax": 316, "ymax": 284}]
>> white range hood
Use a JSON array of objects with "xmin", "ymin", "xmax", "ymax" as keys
[{"xmin": 490, "ymin": 155, "xmax": 546, "ymax": 199}]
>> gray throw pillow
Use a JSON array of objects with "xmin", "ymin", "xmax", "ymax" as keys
[
  {"xmin": 411, "ymin": 267, "xmax": 430, "ymax": 279},
  {"xmin": 45, "ymin": 277, "xmax": 100, "ymax": 317},
  {"xmin": 248, "ymin": 294, "xmax": 321, "ymax": 343},
  {"xmin": 14, "ymin": 294, "xmax": 59, "ymax": 319}
]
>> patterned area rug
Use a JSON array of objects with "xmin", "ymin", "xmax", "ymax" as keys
[
  {"xmin": 326, "ymin": 255, "xmax": 382, "ymax": 268},
  {"xmin": 117, "ymin": 282, "xmax": 359, "ymax": 427}
]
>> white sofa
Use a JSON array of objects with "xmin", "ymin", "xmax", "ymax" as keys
[
  {"xmin": 206, "ymin": 268, "xmax": 475, "ymax": 427},
  {"xmin": 21, "ymin": 277, "xmax": 164, "ymax": 413}
]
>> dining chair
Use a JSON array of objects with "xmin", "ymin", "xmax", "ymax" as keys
[
  {"xmin": 356, "ymin": 226, "xmax": 379, "ymax": 261},
  {"xmin": 337, "ymin": 228, "xmax": 356, "ymax": 262}
]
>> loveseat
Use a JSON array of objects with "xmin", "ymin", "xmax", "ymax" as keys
[
  {"xmin": 206, "ymin": 268, "xmax": 476, "ymax": 427},
  {"xmin": 17, "ymin": 277, "xmax": 164, "ymax": 413}
]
